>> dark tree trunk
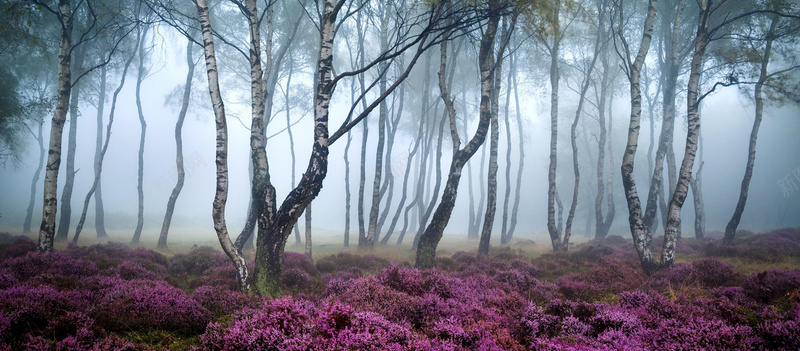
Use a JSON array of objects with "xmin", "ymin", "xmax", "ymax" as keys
[
  {"xmin": 55, "ymin": 45, "xmax": 86, "ymax": 242},
  {"xmin": 507, "ymin": 52, "xmax": 525, "ymax": 241},
  {"xmin": 724, "ymin": 16, "xmax": 777, "ymax": 245},
  {"xmin": 397, "ymin": 52, "xmax": 433, "ymax": 246},
  {"xmin": 131, "ymin": 24, "xmax": 151, "ymax": 244},
  {"xmin": 500, "ymin": 55, "xmax": 513, "ymax": 245},
  {"xmin": 158, "ymin": 37, "xmax": 195, "ymax": 249},
  {"xmin": 380, "ymin": 112, "xmax": 422, "ymax": 245},
  {"xmin": 24, "ymin": 120, "xmax": 46, "ymax": 234},
  {"xmin": 412, "ymin": 109, "xmax": 445, "ymax": 250},
  {"xmin": 416, "ymin": 8, "xmax": 501, "ymax": 268},
  {"xmin": 565, "ymin": 11, "xmax": 603, "ymax": 250},
  {"xmin": 286, "ymin": 62, "xmax": 302, "ymax": 247}
]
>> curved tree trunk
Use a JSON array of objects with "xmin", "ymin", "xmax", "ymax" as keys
[
  {"xmin": 131, "ymin": 24, "xmax": 151, "ymax": 244},
  {"xmin": 158, "ymin": 37, "xmax": 195, "ymax": 249},
  {"xmin": 618, "ymin": 0, "xmax": 659, "ymax": 275},
  {"xmin": 416, "ymin": 8, "xmax": 501, "ymax": 268},
  {"xmin": 724, "ymin": 16, "xmax": 777, "ymax": 245},
  {"xmin": 564, "ymin": 13, "xmax": 603, "ymax": 249},
  {"xmin": 194, "ymin": 0, "xmax": 250, "ymax": 292}
]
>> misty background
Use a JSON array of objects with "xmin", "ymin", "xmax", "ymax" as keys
[{"xmin": 1, "ymin": 13, "xmax": 799, "ymax": 247}]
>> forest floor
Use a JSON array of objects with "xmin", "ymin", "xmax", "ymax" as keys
[{"xmin": 0, "ymin": 228, "xmax": 799, "ymax": 350}]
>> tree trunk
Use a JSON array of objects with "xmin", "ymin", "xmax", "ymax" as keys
[
  {"xmin": 73, "ymin": 34, "xmax": 140, "ymax": 244},
  {"xmin": 286, "ymin": 62, "xmax": 302, "ymax": 246},
  {"xmin": 253, "ymin": 0, "xmax": 342, "ymax": 296},
  {"xmin": 660, "ymin": 0, "xmax": 710, "ymax": 268},
  {"xmin": 344, "ymin": 130, "xmax": 352, "ymax": 247},
  {"xmin": 644, "ymin": 0, "xmax": 685, "ymax": 238},
  {"xmin": 38, "ymin": 0, "xmax": 73, "ymax": 252},
  {"xmin": 618, "ymin": 0, "xmax": 659, "ymax": 275},
  {"xmin": 55, "ymin": 45, "xmax": 86, "ymax": 242},
  {"xmin": 480, "ymin": 16, "xmax": 515, "ymax": 254},
  {"xmin": 507, "ymin": 52, "xmax": 525, "ymax": 241},
  {"xmin": 367, "ymin": 1, "xmax": 391, "ymax": 244},
  {"xmin": 412, "ymin": 109, "xmax": 445, "ymax": 250},
  {"xmin": 24, "ymin": 120, "xmax": 46, "ymax": 234},
  {"xmin": 158, "ymin": 37, "xmax": 195, "ymax": 249},
  {"xmin": 724, "ymin": 16, "xmax": 777, "ymax": 245},
  {"xmin": 304, "ymin": 204, "xmax": 312, "ymax": 261},
  {"xmin": 356, "ymin": 7, "xmax": 370, "ymax": 248},
  {"xmin": 416, "ymin": 9, "xmax": 500, "ymax": 269},
  {"xmin": 690, "ymin": 161, "xmax": 705, "ymax": 238},
  {"xmin": 565, "ymin": 12, "xmax": 603, "ymax": 249},
  {"xmin": 397, "ymin": 53, "xmax": 433, "ymax": 246},
  {"xmin": 546, "ymin": 4, "xmax": 562, "ymax": 252},
  {"xmin": 131, "ymin": 24, "xmax": 151, "ymax": 244},
  {"xmin": 380, "ymin": 120, "xmax": 422, "ymax": 244},
  {"xmin": 478, "ymin": 89, "xmax": 499, "ymax": 255},
  {"xmin": 93, "ymin": 65, "xmax": 108, "ymax": 238},
  {"xmin": 357, "ymin": 121, "xmax": 369, "ymax": 247},
  {"xmin": 500, "ymin": 54, "xmax": 513, "ymax": 245},
  {"xmin": 377, "ymin": 54, "xmax": 406, "ymax": 235},
  {"xmin": 195, "ymin": 0, "xmax": 250, "ymax": 292},
  {"xmin": 595, "ymin": 35, "xmax": 612, "ymax": 241}
]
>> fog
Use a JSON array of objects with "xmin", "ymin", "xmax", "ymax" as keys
[{"xmin": 1, "ymin": 1, "xmax": 799, "ymax": 251}]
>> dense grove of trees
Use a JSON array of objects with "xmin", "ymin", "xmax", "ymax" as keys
[{"xmin": 0, "ymin": 0, "xmax": 798, "ymax": 295}]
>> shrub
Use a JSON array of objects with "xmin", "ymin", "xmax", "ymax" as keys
[
  {"xmin": 0, "ymin": 237, "xmax": 36, "ymax": 260},
  {"xmin": 168, "ymin": 246, "xmax": 229, "ymax": 276},
  {"xmin": 283, "ymin": 251, "xmax": 318, "ymax": 276},
  {"xmin": 281, "ymin": 268, "xmax": 318, "ymax": 293},
  {"xmin": 193, "ymin": 285, "xmax": 256, "ymax": 317},
  {"xmin": 315, "ymin": 252, "xmax": 389, "ymax": 274},
  {"xmin": 742, "ymin": 269, "xmax": 800, "ymax": 303},
  {"xmin": 91, "ymin": 279, "xmax": 211, "ymax": 333},
  {"xmin": 1, "ymin": 251, "xmax": 98, "ymax": 284}
]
